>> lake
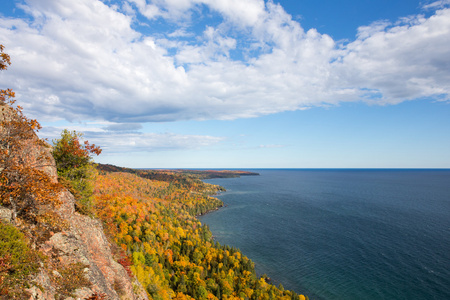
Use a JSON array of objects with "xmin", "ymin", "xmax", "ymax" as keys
[{"xmin": 200, "ymin": 169, "xmax": 450, "ymax": 300}]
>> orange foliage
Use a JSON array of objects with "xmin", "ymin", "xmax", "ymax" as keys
[
  {"xmin": 1, "ymin": 44, "xmax": 62, "ymax": 223},
  {"xmin": 92, "ymin": 169, "xmax": 308, "ymax": 300},
  {"xmin": 0, "ymin": 44, "xmax": 11, "ymax": 71}
]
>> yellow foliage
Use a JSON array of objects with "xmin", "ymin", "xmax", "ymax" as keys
[{"xmin": 92, "ymin": 170, "xmax": 307, "ymax": 300}]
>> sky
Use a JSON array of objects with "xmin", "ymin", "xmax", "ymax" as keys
[{"xmin": 1, "ymin": 0, "xmax": 450, "ymax": 168}]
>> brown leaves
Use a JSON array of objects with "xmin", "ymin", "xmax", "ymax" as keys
[
  {"xmin": 1, "ymin": 45, "xmax": 14, "ymax": 106},
  {"xmin": 1, "ymin": 45, "xmax": 62, "ymax": 224},
  {"xmin": 52, "ymin": 262, "xmax": 91, "ymax": 298},
  {"xmin": 0, "ymin": 44, "xmax": 11, "ymax": 71},
  {"xmin": 0, "ymin": 89, "xmax": 15, "ymax": 104},
  {"xmin": 84, "ymin": 292, "xmax": 108, "ymax": 300},
  {"xmin": 0, "ymin": 159, "xmax": 62, "ymax": 206},
  {"xmin": 0, "ymin": 254, "xmax": 12, "ymax": 288}
]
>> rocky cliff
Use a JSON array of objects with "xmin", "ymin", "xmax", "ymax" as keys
[{"xmin": 0, "ymin": 104, "xmax": 148, "ymax": 299}]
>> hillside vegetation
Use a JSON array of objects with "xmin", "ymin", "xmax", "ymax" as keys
[
  {"xmin": 93, "ymin": 166, "xmax": 308, "ymax": 300},
  {"xmin": 1, "ymin": 44, "xmax": 145, "ymax": 299},
  {"xmin": 1, "ymin": 43, "xmax": 307, "ymax": 299}
]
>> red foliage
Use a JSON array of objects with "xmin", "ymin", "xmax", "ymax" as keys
[
  {"xmin": 117, "ymin": 256, "xmax": 133, "ymax": 277},
  {"xmin": 83, "ymin": 292, "xmax": 108, "ymax": 300}
]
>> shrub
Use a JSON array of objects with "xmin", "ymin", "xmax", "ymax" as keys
[
  {"xmin": 53, "ymin": 262, "xmax": 91, "ymax": 299},
  {"xmin": 52, "ymin": 129, "xmax": 101, "ymax": 215},
  {"xmin": 0, "ymin": 221, "xmax": 39, "ymax": 298}
]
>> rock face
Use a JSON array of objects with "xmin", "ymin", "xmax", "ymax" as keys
[
  {"xmin": 29, "ymin": 191, "xmax": 148, "ymax": 299},
  {"xmin": 1, "ymin": 105, "xmax": 148, "ymax": 299},
  {"xmin": 32, "ymin": 198, "xmax": 148, "ymax": 299}
]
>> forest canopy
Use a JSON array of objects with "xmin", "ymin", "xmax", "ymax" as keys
[
  {"xmin": 1, "ymin": 43, "xmax": 307, "ymax": 300},
  {"xmin": 93, "ymin": 165, "xmax": 308, "ymax": 300}
]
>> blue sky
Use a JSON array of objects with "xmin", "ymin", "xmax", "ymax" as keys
[{"xmin": 1, "ymin": 0, "xmax": 450, "ymax": 168}]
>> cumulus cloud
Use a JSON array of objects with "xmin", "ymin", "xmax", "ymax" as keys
[
  {"xmin": 338, "ymin": 9, "xmax": 450, "ymax": 103},
  {"xmin": 0, "ymin": 0, "xmax": 449, "ymax": 126}
]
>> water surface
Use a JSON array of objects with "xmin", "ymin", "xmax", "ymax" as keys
[{"xmin": 200, "ymin": 169, "xmax": 450, "ymax": 300}]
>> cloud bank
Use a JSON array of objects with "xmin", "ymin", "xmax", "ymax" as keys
[
  {"xmin": 41, "ymin": 124, "xmax": 224, "ymax": 154},
  {"xmin": 1, "ymin": 0, "xmax": 449, "ymax": 125}
]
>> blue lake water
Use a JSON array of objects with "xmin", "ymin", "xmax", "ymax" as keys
[{"xmin": 199, "ymin": 169, "xmax": 450, "ymax": 300}]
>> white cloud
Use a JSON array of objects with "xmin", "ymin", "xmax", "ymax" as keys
[
  {"xmin": 128, "ymin": 0, "xmax": 197, "ymax": 21},
  {"xmin": 422, "ymin": 0, "xmax": 450, "ymax": 10},
  {"xmin": 40, "ymin": 124, "xmax": 224, "ymax": 154},
  {"xmin": 91, "ymin": 131, "xmax": 224, "ymax": 153},
  {"xmin": 0, "ymin": 0, "xmax": 449, "ymax": 126},
  {"xmin": 202, "ymin": 0, "xmax": 266, "ymax": 28},
  {"xmin": 104, "ymin": 123, "xmax": 143, "ymax": 131},
  {"xmin": 337, "ymin": 9, "xmax": 450, "ymax": 103}
]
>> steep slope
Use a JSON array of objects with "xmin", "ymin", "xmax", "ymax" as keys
[
  {"xmin": 0, "ymin": 104, "xmax": 148, "ymax": 299},
  {"xmin": 92, "ymin": 168, "xmax": 308, "ymax": 300}
]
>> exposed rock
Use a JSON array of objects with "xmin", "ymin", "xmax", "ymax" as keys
[
  {"xmin": 38, "ymin": 209, "xmax": 142, "ymax": 299},
  {"xmin": 1, "ymin": 105, "xmax": 148, "ymax": 300},
  {"xmin": 0, "ymin": 206, "xmax": 12, "ymax": 223}
]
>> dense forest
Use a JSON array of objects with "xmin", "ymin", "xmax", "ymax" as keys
[
  {"xmin": 92, "ymin": 166, "xmax": 308, "ymax": 300},
  {"xmin": 1, "ymin": 43, "xmax": 307, "ymax": 299}
]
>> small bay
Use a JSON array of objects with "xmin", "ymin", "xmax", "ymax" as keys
[{"xmin": 199, "ymin": 169, "xmax": 450, "ymax": 300}]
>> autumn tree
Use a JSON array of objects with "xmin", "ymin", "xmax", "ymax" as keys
[
  {"xmin": 0, "ymin": 44, "xmax": 62, "ymax": 224},
  {"xmin": 0, "ymin": 44, "xmax": 11, "ymax": 71},
  {"xmin": 92, "ymin": 168, "xmax": 309, "ymax": 300},
  {"xmin": 52, "ymin": 129, "xmax": 101, "ymax": 214}
]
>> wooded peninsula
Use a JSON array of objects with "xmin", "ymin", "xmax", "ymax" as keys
[
  {"xmin": 93, "ymin": 164, "xmax": 306, "ymax": 300},
  {"xmin": 0, "ymin": 44, "xmax": 308, "ymax": 299}
]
